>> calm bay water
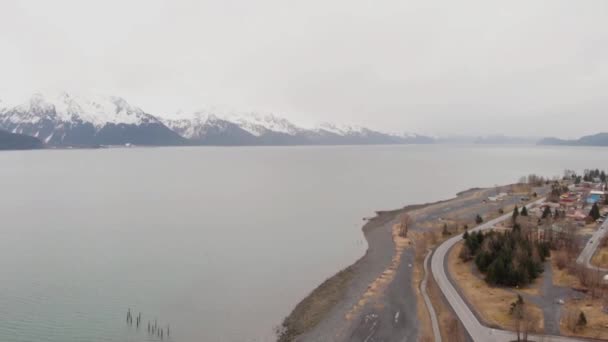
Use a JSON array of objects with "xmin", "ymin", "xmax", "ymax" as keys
[{"xmin": 1, "ymin": 144, "xmax": 607, "ymax": 342}]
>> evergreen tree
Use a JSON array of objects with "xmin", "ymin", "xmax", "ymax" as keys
[
  {"xmin": 590, "ymin": 203, "xmax": 601, "ymax": 221},
  {"xmin": 520, "ymin": 206, "xmax": 528, "ymax": 216},
  {"xmin": 542, "ymin": 206, "xmax": 552, "ymax": 219},
  {"xmin": 463, "ymin": 230, "xmax": 469, "ymax": 240},
  {"xmin": 577, "ymin": 311, "xmax": 587, "ymax": 328},
  {"xmin": 512, "ymin": 206, "xmax": 519, "ymax": 222},
  {"xmin": 475, "ymin": 214, "xmax": 483, "ymax": 224}
]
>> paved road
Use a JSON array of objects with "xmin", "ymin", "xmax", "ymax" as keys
[
  {"xmin": 430, "ymin": 198, "xmax": 587, "ymax": 342},
  {"xmin": 576, "ymin": 219, "xmax": 608, "ymax": 271}
]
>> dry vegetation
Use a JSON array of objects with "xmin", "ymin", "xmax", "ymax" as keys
[
  {"xmin": 561, "ymin": 296, "xmax": 608, "ymax": 340},
  {"xmin": 412, "ymin": 232, "xmax": 434, "ymax": 341},
  {"xmin": 276, "ymin": 266, "xmax": 354, "ymax": 342},
  {"xmin": 448, "ymin": 242, "xmax": 544, "ymax": 332},
  {"xmin": 591, "ymin": 236, "xmax": 608, "ymax": 269},
  {"xmin": 410, "ymin": 219, "xmax": 467, "ymax": 342},
  {"xmin": 551, "ymin": 250, "xmax": 583, "ymax": 289}
]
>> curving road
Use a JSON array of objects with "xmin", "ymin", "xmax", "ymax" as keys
[
  {"xmin": 430, "ymin": 198, "xmax": 587, "ymax": 342},
  {"xmin": 576, "ymin": 219, "xmax": 608, "ymax": 272}
]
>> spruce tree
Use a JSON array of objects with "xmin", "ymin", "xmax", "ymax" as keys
[
  {"xmin": 577, "ymin": 311, "xmax": 587, "ymax": 328},
  {"xmin": 442, "ymin": 223, "xmax": 449, "ymax": 236},
  {"xmin": 512, "ymin": 206, "xmax": 519, "ymax": 222},
  {"xmin": 521, "ymin": 206, "xmax": 528, "ymax": 216},
  {"xmin": 542, "ymin": 206, "xmax": 552, "ymax": 219},
  {"xmin": 590, "ymin": 203, "xmax": 601, "ymax": 221}
]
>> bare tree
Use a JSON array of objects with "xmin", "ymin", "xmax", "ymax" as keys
[
  {"xmin": 522, "ymin": 304, "xmax": 539, "ymax": 341},
  {"xmin": 399, "ymin": 213, "xmax": 412, "ymax": 237},
  {"xmin": 510, "ymin": 295, "xmax": 525, "ymax": 341}
]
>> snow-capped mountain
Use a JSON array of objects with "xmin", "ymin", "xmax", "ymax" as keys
[
  {"xmin": 162, "ymin": 110, "xmax": 434, "ymax": 145},
  {"xmin": 0, "ymin": 93, "xmax": 186, "ymax": 146},
  {"xmin": 162, "ymin": 111, "xmax": 310, "ymax": 145},
  {"xmin": 229, "ymin": 112, "xmax": 303, "ymax": 136},
  {"xmin": 162, "ymin": 111, "xmax": 259, "ymax": 145},
  {"xmin": 0, "ymin": 92, "xmax": 434, "ymax": 147},
  {"xmin": 315, "ymin": 122, "xmax": 367, "ymax": 136}
]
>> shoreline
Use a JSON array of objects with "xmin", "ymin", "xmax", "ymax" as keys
[{"xmin": 278, "ymin": 187, "xmax": 485, "ymax": 341}]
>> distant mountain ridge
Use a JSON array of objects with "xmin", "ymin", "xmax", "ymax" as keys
[
  {"xmin": 538, "ymin": 132, "xmax": 608, "ymax": 146},
  {"xmin": 162, "ymin": 110, "xmax": 434, "ymax": 146},
  {"xmin": 0, "ymin": 92, "xmax": 434, "ymax": 147}
]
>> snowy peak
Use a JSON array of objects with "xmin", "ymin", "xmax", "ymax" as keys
[
  {"xmin": 315, "ymin": 122, "xmax": 368, "ymax": 136},
  {"xmin": 162, "ymin": 110, "xmax": 304, "ymax": 139},
  {"xmin": 0, "ymin": 92, "xmax": 184, "ymax": 146},
  {"xmin": 5, "ymin": 92, "xmax": 157, "ymax": 129},
  {"xmin": 227, "ymin": 112, "xmax": 301, "ymax": 136}
]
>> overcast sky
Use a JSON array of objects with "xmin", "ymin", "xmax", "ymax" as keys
[{"xmin": 1, "ymin": 0, "xmax": 607, "ymax": 138}]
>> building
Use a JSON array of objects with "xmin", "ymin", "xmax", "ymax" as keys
[{"xmin": 587, "ymin": 190, "xmax": 605, "ymax": 204}]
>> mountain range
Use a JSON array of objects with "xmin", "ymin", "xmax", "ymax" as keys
[
  {"xmin": 4, "ymin": 93, "xmax": 605, "ymax": 149},
  {"xmin": 537, "ymin": 133, "xmax": 608, "ymax": 146},
  {"xmin": 0, "ymin": 93, "xmax": 433, "ymax": 147}
]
